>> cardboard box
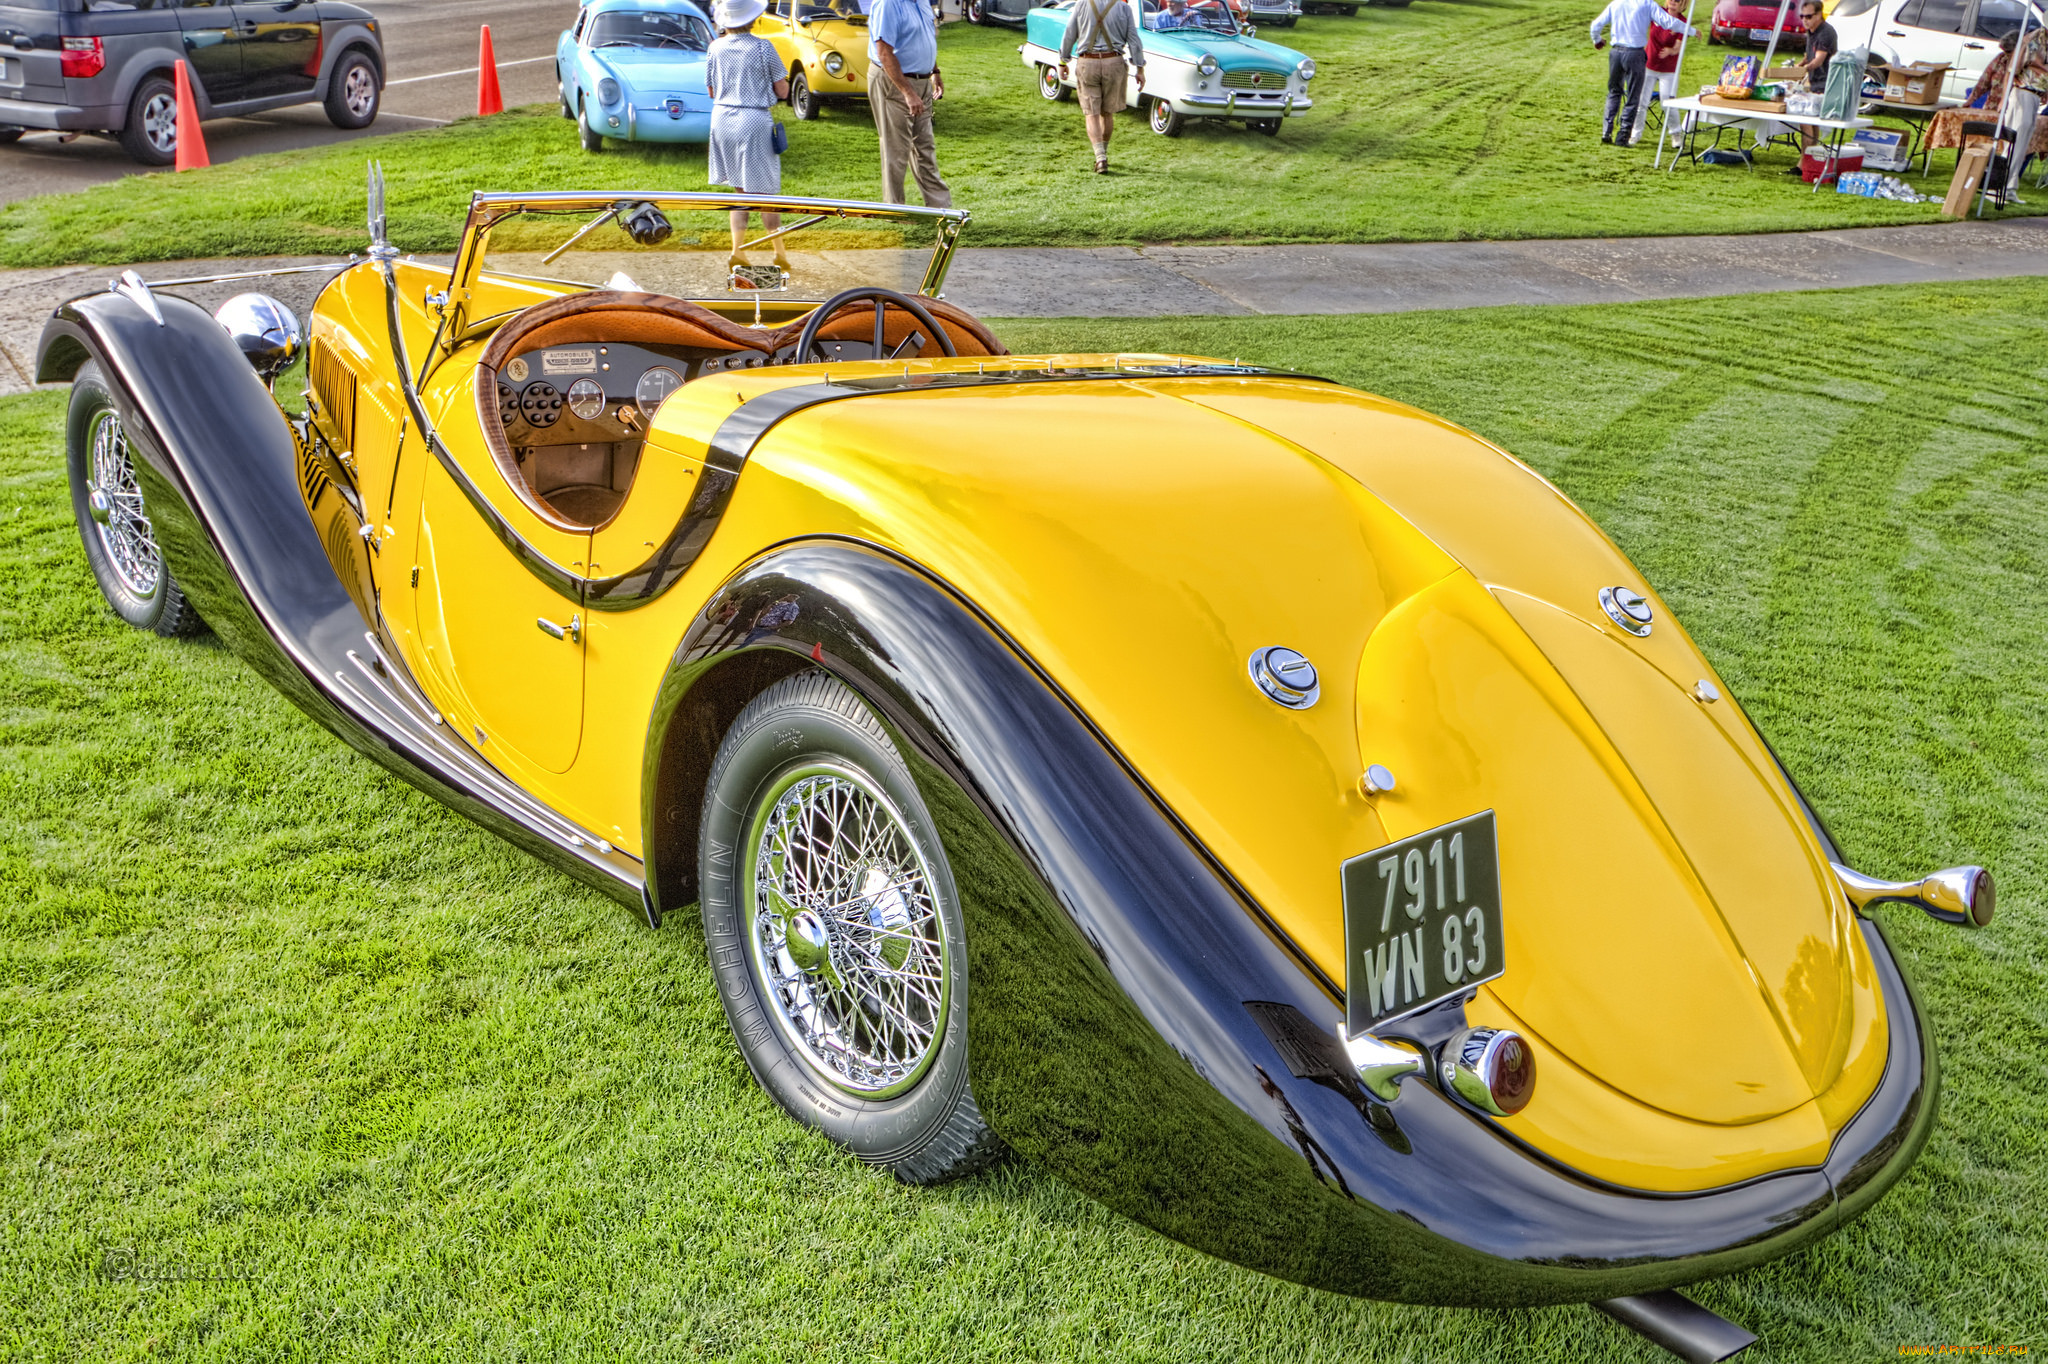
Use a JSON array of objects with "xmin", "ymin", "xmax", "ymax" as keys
[
  {"xmin": 1764, "ymin": 66, "xmax": 1804, "ymax": 80},
  {"xmin": 1942, "ymin": 143, "xmax": 1991, "ymax": 216},
  {"xmin": 1881, "ymin": 62, "xmax": 1951, "ymax": 105},
  {"xmin": 1853, "ymin": 127, "xmax": 1911, "ymax": 170}
]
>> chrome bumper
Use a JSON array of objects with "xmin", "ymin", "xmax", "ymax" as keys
[{"xmin": 1181, "ymin": 91, "xmax": 1311, "ymax": 114}]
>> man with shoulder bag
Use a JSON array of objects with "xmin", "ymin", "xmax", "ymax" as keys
[{"xmin": 1059, "ymin": 0, "xmax": 1145, "ymax": 174}]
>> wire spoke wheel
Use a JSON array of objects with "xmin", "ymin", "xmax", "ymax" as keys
[
  {"xmin": 745, "ymin": 764, "xmax": 949, "ymax": 1098},
  {"xmin": 86, "ymin": 408, "xmax": 160, "ymax": 601}
]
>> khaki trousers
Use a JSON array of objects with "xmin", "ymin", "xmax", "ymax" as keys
[{"xmin": 867, "ymin": 71, "xmax": 952, "ymax": 208}]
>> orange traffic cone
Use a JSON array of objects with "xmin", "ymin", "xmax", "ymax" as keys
[
  {"xmin": 477, "ymin": 26, "xmax": 504, "ymax": 116},
  {"xmin": 173, "ymin": 59, "xmax": 209, "ymax": 171}
]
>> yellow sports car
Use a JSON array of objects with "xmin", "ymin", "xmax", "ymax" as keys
[
  {"xmin": 39, "ymin": 182, "xmax": 1993, "ymax": 1360},
  {"xmin": 758, "ymin": 0, "xmax": 871, "ymax": 120}
]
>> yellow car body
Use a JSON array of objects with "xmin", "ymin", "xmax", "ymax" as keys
[
  {"xmin": 38, "ymin": 189, "xmax": 1991, "ymax": 1333},
  {"xmin": 757, "ymin": 0, "xmax": 872, "ymax": 118}
]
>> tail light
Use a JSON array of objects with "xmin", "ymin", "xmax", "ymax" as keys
[
  {"xmin": 61, "ymin": 35, "xmax": 105, "ymax": 79},
  {"xmin": 1441, "ymin": 1026, "xmax": 1536, "ymax": 1116}
]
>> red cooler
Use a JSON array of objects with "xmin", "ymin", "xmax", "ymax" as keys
[{"xmin": 1801, "ymin": 146, "xmax": 1864, "ymax": 184}]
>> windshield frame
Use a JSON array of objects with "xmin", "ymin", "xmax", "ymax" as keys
[
  {"xmin": 1140, "ymin": 0, "xmax": 1242, "ymax": 36},
  {"xmin": 438, "ymin": 191, "xmax": 969, "ymax": 348},
  {"xmin": 583, "ymin": 8, "xmax": 715, "ymax": 51}
]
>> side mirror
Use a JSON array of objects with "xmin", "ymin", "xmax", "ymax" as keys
[
  {"xmin": 1833, "ymin": 862, "xmax": 1996, "ymax": 929},
  {"xmin": 729, "ymin": 263, "xmax": 791, "ymax": 292},
  {"xmin": 213, "ymin": 292, "xmax": 302, "ymax": 386}
]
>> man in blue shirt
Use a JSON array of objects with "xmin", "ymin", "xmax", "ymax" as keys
[
  {"xmin": 1590, "ymin": 0, "xmax": 1695, "ymax": 146},
  {"xmin": 868, "ymin": 0, "xmax": 951, "ymax": 205}
]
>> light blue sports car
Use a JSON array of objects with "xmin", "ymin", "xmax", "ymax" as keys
[
  {"xmin": 558, "ymin": 0, "xmax": 718, "ymax": 150},
  {"xmin": 1019, "ymin": 0, "xmax": 1313, "ymax": 136}
]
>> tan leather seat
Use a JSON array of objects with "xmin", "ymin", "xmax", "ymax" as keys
[{"xmin": 767, "ymin": 296, "xmax": 1008, "ymax": 361}]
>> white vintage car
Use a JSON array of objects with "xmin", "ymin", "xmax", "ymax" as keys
[{"xmin": 1020, "ymin": 0, "xmax": 1314, "ymax": 136}]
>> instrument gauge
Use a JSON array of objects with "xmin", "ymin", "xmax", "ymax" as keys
[
  {"xmin": 566, "ymin": 378, "xmax": 607, "ymax": 420},
  {"xmin": 519, "ymin": 381, "xmax": 563, "ymax": 428},
  {"xmin": 635, "ymin": 366, "xmax": 684, "ymax": 417}
]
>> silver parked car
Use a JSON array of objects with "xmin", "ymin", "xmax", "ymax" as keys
[{"xmin": 0, "ymin": 0, "xmax": 384, "ymax": 165}]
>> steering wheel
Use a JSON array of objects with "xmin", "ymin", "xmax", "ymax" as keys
[{"xmin": 790, "ymin": 286, "xmax": 959, "ymax": 367}]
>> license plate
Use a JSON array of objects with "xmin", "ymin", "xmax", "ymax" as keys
[
  {"xmin": 0, "ymin": 58, "xmax": 11, "ymax": 83},
  {"xmin": 1748, "ymin": 27, "xmax": 1775, "ymax": 40},
  {"xmin": 1342, "ymin": 810, "xmax": 1504, "ymax": 1036}
]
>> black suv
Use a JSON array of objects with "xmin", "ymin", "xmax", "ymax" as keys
[{"xmin": 1, "ymin": 0, "xmax": 384, "ymax": 165}]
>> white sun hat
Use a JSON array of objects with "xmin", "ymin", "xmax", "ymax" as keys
[{"xmin": 714, "ymin": 0, "xmax": 769, "ymax": 27}]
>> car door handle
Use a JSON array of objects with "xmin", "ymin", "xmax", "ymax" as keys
[
  {"xmin": 537, "ymin": 614, "xmax": 581, "ymax": 642},
  {"xmin": 1964, "ymin": 40, "xmax": 1985, "ymax": 47},
  {"xmin": 1888, "ymin": 28, "xmax": 1906, "ymax": 34}
]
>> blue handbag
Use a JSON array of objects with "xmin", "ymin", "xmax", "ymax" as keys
[{"xmin": 772, "ymin": 119, "xmax": 788, "ymax": 154}]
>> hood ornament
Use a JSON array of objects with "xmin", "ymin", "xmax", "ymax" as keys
[
  {"xmin": 366, "ymin": 160, "xmax": 399, "ymax": 262},
  {"xmin": 1249, "ymin": 646, "xmax": 1319, "ymax": 709},
  {"xmin": 1599, "ymin": 585, "xmax": 1653, "ymax": 637}
]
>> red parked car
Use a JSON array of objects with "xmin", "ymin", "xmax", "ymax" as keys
[{"xmin": 1708, "ymin": 0, "xmax": 1805, "ymax": 46}]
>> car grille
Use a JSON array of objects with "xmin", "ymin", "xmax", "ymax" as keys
[{"xmin": 1220, "ymin": 68, "xmax": 1288, "ymax": 90}]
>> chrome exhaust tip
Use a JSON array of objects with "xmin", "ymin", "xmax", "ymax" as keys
[
  {"xmin": 1833, "ymin": 862, "xmax": 1995, "ymax": 929},
  {"xmin": 1594, "ymin": 1291, "xmax": 1756, "ymax": 1362}
]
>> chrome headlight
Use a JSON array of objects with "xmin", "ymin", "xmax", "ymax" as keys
[
  {"xmin": 1296, "ymin": 57, "xmax": 1315, "ymax": 81},
  {"xmin": 823, "ymin": 49, "xmax": 845, "ymax": 74},
  {"xmin": 599, "ymin": 76, "xmax": 623, "ymax": 106},
  {"xmin": 1197, "ymin": 54, "xmax": 1219, "ymax": 76}
]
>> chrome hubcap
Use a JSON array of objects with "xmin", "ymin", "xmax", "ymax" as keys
[
  {"xmin": 746, "ymin": 765, "xmax": 949, "ymax": 1098},
  {"xmin": 344, "ymin": 65, "xmax": 375, "ymax": 117},
  {"xmin": 86, "ymin": 409, "xmax": 160, "ymax": 600},
  {"xmin": 141, "ymin": 92, "xmax": 176, "ymax": 153}
]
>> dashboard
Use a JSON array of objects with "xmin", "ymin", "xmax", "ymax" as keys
[{"xmin": 494, "ymin": 340, "xmax": 775, "ymax": 448}]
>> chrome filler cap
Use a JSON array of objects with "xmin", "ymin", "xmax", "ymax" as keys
[
  {"xmin": 1599, "ymin": 586, "xmax": 1653, "ymax": 636},
  {"xmin": 1249, "ymin": 646, "xmax": 1319, "ymax": 709}
]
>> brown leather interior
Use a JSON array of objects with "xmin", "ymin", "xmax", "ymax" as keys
[
  {"xmin": 474, "ymin": 291, "xmax": 775, "ymax": 532},
  {"xmin": 471, "ymin": 289, "xmax": 1009, "ymax": 533}
]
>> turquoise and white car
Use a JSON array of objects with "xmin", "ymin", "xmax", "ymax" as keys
[
  {"xmin": 557, "ymin": 0, "xmax": 717, "ymax": 151},
  {"xmin": 1020, "ymin": 0, "xmax": 1314, "ymax": 136}
]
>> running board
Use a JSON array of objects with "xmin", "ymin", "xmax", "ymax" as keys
[
  {"xmin": 1594, "ymin": 1292, "xmax": 1756, "ymax": 1362},
  {"xmin": 333, "ymin": 631, "xmax": 646, "ymax": 893}
]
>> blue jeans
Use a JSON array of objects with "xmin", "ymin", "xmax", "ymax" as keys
[{"xmin": 1605, "ymin": 45, "xmax": 1647, "ymax": 140}]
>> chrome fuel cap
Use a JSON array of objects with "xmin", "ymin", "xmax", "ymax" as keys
[
  {"xmin": 1599, "ymin": 586, "xmax": 1653, "ymax": 637},
  {"xmin": 1249, "ymin": 646, "xmax": 1319, "ymax": 709}
]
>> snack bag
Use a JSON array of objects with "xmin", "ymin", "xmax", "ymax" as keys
[{"xmin": 1718, "ymin": 54, "xmax": 1760, "ymax": 92}]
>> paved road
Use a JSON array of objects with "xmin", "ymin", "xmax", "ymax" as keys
[
  {"xmin": 6, "ymin": 218, "xmax": 2046, "ymax": 394},
  {"xmin": 0, "ymin": 0, "xmax": 574, "ymax": 207}
]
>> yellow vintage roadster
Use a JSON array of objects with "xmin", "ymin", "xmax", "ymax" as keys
[{"xmin": 39, "ymin": 181, "xmax": 1994, "ymax": 1361}]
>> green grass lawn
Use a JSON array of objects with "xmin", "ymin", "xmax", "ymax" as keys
[
  {"xmin": 0, "ymin": 0, "xmax": 2016, "ymax": 268},
  {"xmin": 4, "ymin": 280, "xmax": 2045, "ymax": 1361}
]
